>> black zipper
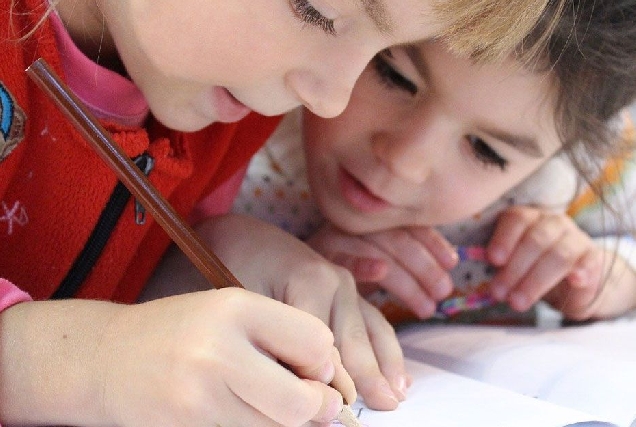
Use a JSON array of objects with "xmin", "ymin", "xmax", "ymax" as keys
[{"xmin": 51, "ymin": 153, "xmax": 155, "ymax": 299}]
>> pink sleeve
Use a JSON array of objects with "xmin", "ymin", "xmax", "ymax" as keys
[
  {"xmin": 0, "ymin": 278, "xmax": 32, "ymax": 311},
  {"xmin": 189, "ymin": 166, "xmax": 248, "ymax": 226}
]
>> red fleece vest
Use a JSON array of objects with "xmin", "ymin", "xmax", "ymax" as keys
[{"xmin": 0, "ymin": 0, "xmax": 281, "ymax": 302}]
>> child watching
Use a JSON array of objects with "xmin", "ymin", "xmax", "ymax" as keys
[
  {"xmin": 232, "ymin": 0, "xmax": 636, "ymax": 325},
  {"xmin": 0, "ymin": 0, "xmax": 564, "ymax": 425}
]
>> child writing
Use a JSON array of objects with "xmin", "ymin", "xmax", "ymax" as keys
[
  {"xmin": 231, "ymin": 0, "xmax": 636, "ymax": 325},
  {"xmin": 0, "ymin": 0, "xmax": 565, "ymax": 425}
]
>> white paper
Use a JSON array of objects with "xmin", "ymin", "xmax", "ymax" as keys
[
  {"xmin": 346, "ymin": 360, "xmax": 598, "ymax": 427},
  {"xmin": 398, "ymin": 316, "xmax": 636, "ymax": 426}
]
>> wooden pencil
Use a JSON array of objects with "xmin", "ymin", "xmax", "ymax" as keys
[
  {"xmin": 26, "ymin": 58, "xmax": 242, "ymax": 290},
  {"xmin": 26, "ymin": 58, "xmax": 361, "ymax": 427}
]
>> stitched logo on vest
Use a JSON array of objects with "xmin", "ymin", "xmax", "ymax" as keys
[
  {"xmin": 0, "ymin": 82, "xmax": 26, "ymax": 163},
  {"xmin": 0, "ymin": 200, "xmax": 28, "ymax": 235}
]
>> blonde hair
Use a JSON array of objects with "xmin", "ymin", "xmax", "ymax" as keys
[
  {"xmin": 8, "ymin": 0, "xmax": 58, "ymax": 40},
  {"xmin": 435, "ymin": 0, "xmax": 566, "ymax": 61},
  {"xmin": 14, "ymin": 0, "xmax": 562, "ymax": 62}
]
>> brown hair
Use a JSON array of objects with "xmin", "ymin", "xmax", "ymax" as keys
[
  {"xmin": 7, "ymin": 0, "xmax": 58, "ymax": 39},
  {"xmin": 523, "ymin": 0, "xmax": 636, "ymax": 313},
  {"xmin": 522, "ymin": 0, "xmax": 636, "ymax": 157},
  {"xmin": 516, "ymin": 0, "xmax": 636, "ymax": 222}
]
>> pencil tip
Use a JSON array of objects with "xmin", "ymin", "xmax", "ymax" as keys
[{"xmin": 337, "ymin": 405, "xmax": 362, "ymax": 427}]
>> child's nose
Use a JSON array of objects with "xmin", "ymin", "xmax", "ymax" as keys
[
  {"xmin": 284, "ymin": 68, "xmax": 357, "ymax": 118},
  {"xmin": 371, "ymin": 115, "xmax": 449, "ymax": 184},
  {"xmin": 371, "ymin": 131, "xmax": 432, "ymax": 184}
]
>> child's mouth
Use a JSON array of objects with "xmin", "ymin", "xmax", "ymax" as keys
[
  {"xmin": 337, "ymin": 167, "xmax": 390, "ymax": 213},
  {"xmin": 210, "ymin": 87, "xmax": 251, "ymax": 123}
]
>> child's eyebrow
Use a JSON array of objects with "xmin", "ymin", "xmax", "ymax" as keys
[
  {"xmin": 359, "ymin": 0, "xmax": 393, "ymax": 33},
  {"xmin": 478, "ymin": 126, "xmax": 544, "ymax": 157}
]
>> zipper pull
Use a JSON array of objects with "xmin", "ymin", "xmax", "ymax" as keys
[{"xmin": 133, "ymin": 153, "xmax": 155, "ymax": 225}]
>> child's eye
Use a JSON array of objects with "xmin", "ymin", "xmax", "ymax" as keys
[
  {"xmin": 290, "ymin": 0, "xmax": 336, "ymax": 36},
  {"xmin": 372, "ymin": 51, "xmax": 418, "ymax": 96},
  {"xmin": 467, "ymin": 135, "xmax": 508, "ymax": 170}
]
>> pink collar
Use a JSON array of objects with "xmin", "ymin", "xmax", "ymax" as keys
[{"xmin": 49, "ymin": 11, "xmax": 149, "ymax": 127}]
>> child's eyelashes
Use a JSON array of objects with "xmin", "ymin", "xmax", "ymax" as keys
[
  {"xmin": 290, "ymin": 0, "xmax": 336, "ymax": 36},
  {"xmin": 371, "ymin": 50, "xmax": 509, "ymax": 172},
  {"xmin": 467, "ymin": 135, "xmax": 508, "ymax": 170},
  {"xmin": 372, "ymin": 52, "xmax": 418, "ymax": 95}
]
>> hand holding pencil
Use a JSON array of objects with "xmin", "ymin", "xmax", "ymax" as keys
[{"xmin": 27, "ymin": 58, "xmax": 403, "ymax": 426}]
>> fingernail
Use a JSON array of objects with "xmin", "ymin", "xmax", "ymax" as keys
[
  {"xmin": 380, "ymin": 381, "xmax": 399, "ymax": 403},
  {"xmin": 442, "ymin": 249, "xmax": 459, "ymax": 268},
  {"xmin": 319, "ymin": 361, "xmax": 336, "ymax": 384},
  {"xmin": 394, "ymin": 375, "xmax": 408, "ymax": 401}
]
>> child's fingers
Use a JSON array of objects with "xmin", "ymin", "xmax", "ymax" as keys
[
  {"xmin": 236, "ymin": 298, "xmax": 347, "ymax": 425},
  {"xmin": 376, "ymin": 264, "xmax": 441, "ymax": 318},
  {"xmin": 325, "ymin": 347, "xmax": 357, "ymax": 406},
  {"xmin": 243, "ymin": 291, "xmax": 357, "ymax": 414},
  {"xmin": 151, "ymin": 290, "xmax": 345, "ymax": 427},
  {"xmin": 287, "ymin": 264, "xmax": 397, "ymax": 408},
  {"xmin": 544, "ymin": 250, "xmax": 605, "ymax": 319},
  {"xmin": 490, "ymin": 212, "xmax": 566, "ymax": 300},
  {"xmin": 190, "ymin": 384, "xmax": 278, "ymax": 427},
  {"xmin": 566, "ymin": 249, "xmax": 604, "ymax": 289},
  {"xmin": 488, "ymin": 207, "xmax": 541, "ymax": 265},
  {"xmin": 544, "ymin": 278, "xmax": 601, "ymax": 321},
  {"xmin": 364, "ymin": 230, "xmax": 454, "ymax": 302},
  {"xmin": 331, "ymin": 253, "xmax": 389, "ymax": 283},
  {"xmin": 489, "ymin": 245, "xmax": 545, "ymax": 302},
  {"xmin": 358, "ymin": 298, "xmax": 411, "ymax": 402},
  {"xmin": 308, "ymin": 227, "xmax": 391, "ymax": 282},
  {"xmin": 366, "ymin": 229, "xmax": 453, "ymax": 282},
  {"xmin": 246, "ymin": 292, "xmax": 337, "ymax": 378},
  {"xmin": 408, "ymin": 226, "xmax": 458, "ymax": 269},
  {"xmin": 229, "ymin": 349, "xmax": 344, "ymax": 426},
  {"xmin": 568, "ymin": 254, "xmax": 636, "ymax": 319},
  {"xmin": 310, "ymin": 226, "xmax": 453, "ymax": 313},
  {"xmin": 505, "ymin": 233, "xmax": 585, "ymax": 311},
  {"xmin": 330, "ymin": 284, "xmax": 401, "ymax": 410}
]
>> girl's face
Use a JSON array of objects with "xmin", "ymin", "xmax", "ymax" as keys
[
  {"xmin": 84, "ymin": 0, "xmax": 445, "ymax": 131},
  {"xmin": 303, "ymin": 41, "xmax": 562, "ymax": 234}
]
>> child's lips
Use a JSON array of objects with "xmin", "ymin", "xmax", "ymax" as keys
[
  {"xmin": 210, "ymin": 87, "xmax": 252, "ymax": 123},
  {"xmin": 337, "ymin": 167, "xmax": 391, "ymax": 213}
]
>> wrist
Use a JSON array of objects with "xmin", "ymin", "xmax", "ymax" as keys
[{"xmin": 0, "ymin": 299, "xmax": 125, "ymax": 426}]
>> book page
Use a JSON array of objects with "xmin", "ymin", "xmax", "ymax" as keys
[
  {"xmin": 397, "ymin": 316, "xmax": 636, "ymax": 426},
  {"xmin": 346, "ymin": 360, "xmax": 599, "ymax": 427}
]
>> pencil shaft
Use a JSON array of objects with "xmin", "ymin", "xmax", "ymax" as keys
[{"xmin": 26, "ymin": 58, "xmax": 242, "ymax": 290}]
